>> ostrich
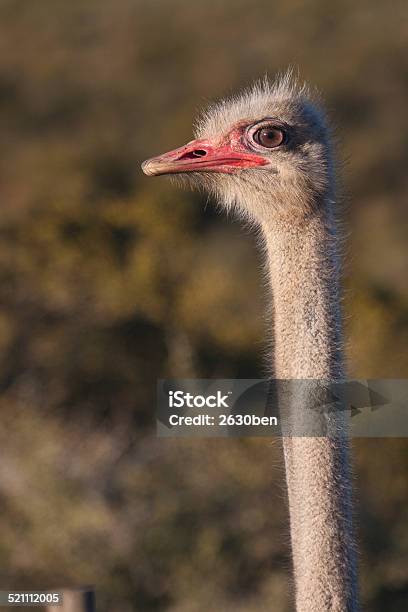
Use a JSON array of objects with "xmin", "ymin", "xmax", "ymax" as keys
[{"xmin": 142, "ymin": 74, "xmax": 358, "ymax": 611}]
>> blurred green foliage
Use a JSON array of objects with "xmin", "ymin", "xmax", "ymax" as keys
[{"xmin": 0, "ymin": 1, "xmax": 407, "ymax": 610}]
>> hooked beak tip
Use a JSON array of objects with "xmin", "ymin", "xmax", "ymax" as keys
[{"xmin": 141, "ymin": 159, "xmax": 157, "ymax": 176}]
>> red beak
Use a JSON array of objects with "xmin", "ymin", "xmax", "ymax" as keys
[{"xmin": 141, "ymin": 138, "xmax": 267, "ymax": 176}]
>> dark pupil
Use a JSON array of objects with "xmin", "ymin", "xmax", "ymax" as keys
[
  {"xmin": 262, "ymin": 130, "xmax": 275, "ymax": 142},
  {"xmin": 255, "ymin": 127, "xmax": 283, "ymax": 148}
]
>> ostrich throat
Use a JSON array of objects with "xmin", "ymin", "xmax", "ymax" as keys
[{"xmin": 262, "ymin": 206, "xmax": 342, "ymax": 380}]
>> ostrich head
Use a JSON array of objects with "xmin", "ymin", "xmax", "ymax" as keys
[{"xmin": 142, "ymin": 74, "xmax": 334, "ymax": 224}]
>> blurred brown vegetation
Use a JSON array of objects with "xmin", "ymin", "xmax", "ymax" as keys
[{"xmin": 0, "ymin": 1, "xmax": 407, "ymax": 610}]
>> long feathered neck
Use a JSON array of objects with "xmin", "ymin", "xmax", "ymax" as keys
[{"xmin": 262, "ymin": 207, "xmax": 358, "ymax": 611}]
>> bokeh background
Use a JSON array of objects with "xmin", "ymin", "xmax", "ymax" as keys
[{"xmin": 0, "ymin": 1, "xmax": 407, "ymax": 610}]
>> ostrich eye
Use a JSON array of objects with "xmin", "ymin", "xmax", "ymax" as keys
[{"xmin": 253, "ymin": 127, "xmax": 284, "ymax": 148}]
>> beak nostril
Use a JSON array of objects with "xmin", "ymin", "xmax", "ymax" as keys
[{"xmin": 178, "ymin": 148, "xmax": 208, "ymax": 161}]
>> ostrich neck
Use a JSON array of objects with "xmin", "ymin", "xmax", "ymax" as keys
[{"xmin": 262, "ymin": 210, "xmax": 358, "ymax": 612}]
